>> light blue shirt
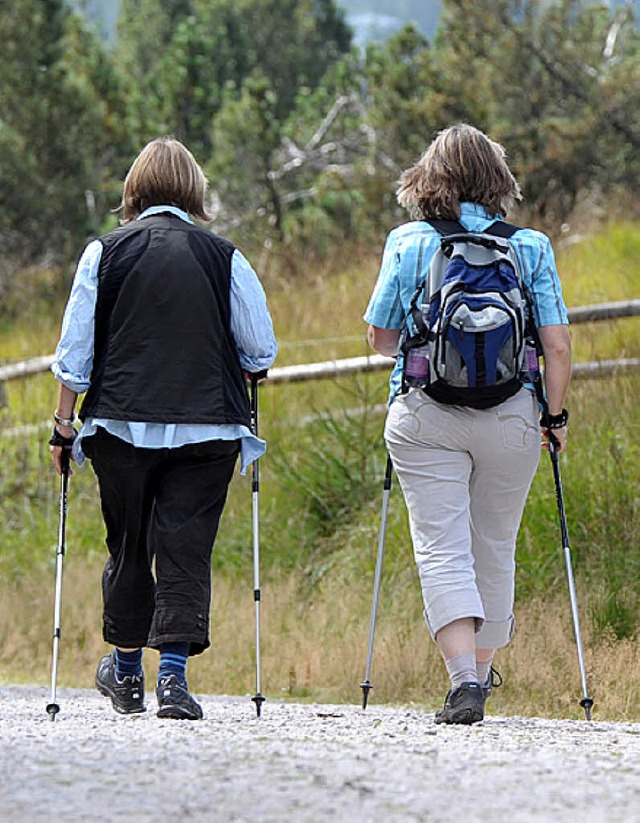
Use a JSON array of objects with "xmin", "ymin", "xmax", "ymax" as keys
[
  {"xmin": 363, "ymin": 203, "xmax": 569, "ymax": 401},
  {"xmin": 53, "ymin": 206, "xmax": 278, "ymax": 472}
]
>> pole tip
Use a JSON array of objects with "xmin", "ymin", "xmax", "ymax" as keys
[
  {"xmin": 252, "ymin": 693, "xmax": 265, "ymax": 718},
  {"xmin": 46, "ymin": 703, "xmax": 60, "ymax": 721},
  {"xmin": 360, "ymin": 680, "xmax": 372, "ymax": 710},
  {"xmin": 580, "ymin": 697, "xmax": 594, "ymax": 721}
]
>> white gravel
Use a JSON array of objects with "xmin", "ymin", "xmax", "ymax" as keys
[{"xmin": 1, "ymin": 685, "xmax": 639, "ymax": 823}]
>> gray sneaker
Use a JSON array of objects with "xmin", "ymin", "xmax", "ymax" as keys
[
  {"xmin": 95, "ymin": 652, "xmax": 146, "ymax": 715},
  {"xmin": 483, "ymin": 666, "xmax": 503, "ymax": 700},
  {"xmin": 156, "ymin": 674, "xmax": 203, "ymax": 720},
  {"xmin": 434, "ymin": 681, "xmax": 485, "ymax": 725}
]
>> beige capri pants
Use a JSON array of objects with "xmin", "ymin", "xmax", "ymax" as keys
[{"xmin": 384, "ymin": 387, "xmax": 541, "ymax": 649}]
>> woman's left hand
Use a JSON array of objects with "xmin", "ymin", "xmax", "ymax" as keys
[{"xmin": 541, "ymin": 424, "xmax": 567, "ymax": 453}]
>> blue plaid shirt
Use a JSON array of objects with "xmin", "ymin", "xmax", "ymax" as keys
[{"xmin": 363, "ymin": 203, "xmax": 569, "ymax": 401}]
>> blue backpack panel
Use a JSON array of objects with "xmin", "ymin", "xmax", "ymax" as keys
[{"xmin": 403, "ymin": 219, "xmax": 530, "ymax": 409}]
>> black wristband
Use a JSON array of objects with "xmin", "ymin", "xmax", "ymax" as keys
[
  {"xmin": 49, "ymin": 426, "xmax": 76, "ymax": 448},
  {"xmin": 540, "ymin": 408, "xmax": 569, "ymax": 429}
]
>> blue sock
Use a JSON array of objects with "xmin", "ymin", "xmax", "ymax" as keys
[
  {"xmin": 115, "ymin": 648, "xmax": 143, "ymax": 679},
  {"xmin": 158, "ymin": 642, "xmax": 189, "ymax": 684}
]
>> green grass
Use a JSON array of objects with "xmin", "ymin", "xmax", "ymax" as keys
[{"xmin": 559, "ymin": 221, "xmax": 640, "ymax": 364}]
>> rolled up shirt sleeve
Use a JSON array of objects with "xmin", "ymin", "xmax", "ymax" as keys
[
  {"xmin": 230, "ymin": 249, "xmax": 278, "ymax": 372},
  {"xmin": 51, "ymin": 240, "xmax": 102, "ymax": 393},
  {"xmin": 363, "ymin": 233, "xmax": 404, "ymax": 329},
  {"xmin": 516, "ymin": 233, "xmax": 569, "ymax": 328}
]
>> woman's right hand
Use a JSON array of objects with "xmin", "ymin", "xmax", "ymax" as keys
[{"xmin": 49, "ymin": 426, "xmax": 77, "ymax": 476}]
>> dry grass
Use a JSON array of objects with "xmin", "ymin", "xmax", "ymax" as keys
[
  {"xmin": 264, "ymin": 256, "xmax": 378, "ymax": 366},
  {"xmin": 1, "ymin": 562, "xmax": 637, "ymax": 722}
]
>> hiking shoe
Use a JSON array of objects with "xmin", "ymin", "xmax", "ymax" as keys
[
  {"xmin": 434, "ymin": 681, "xmax": 485, "ymax": 725},
  {"xmin": 482, "ymin": 666, "xmax": 503, "ymax": 700},
  {"xmin": 156, "ymin": 674, "xmax": 203, "ymax": 720},
  {"xmin": 95, "ymin": 652, "xmax": 146, "ymax": 715}
]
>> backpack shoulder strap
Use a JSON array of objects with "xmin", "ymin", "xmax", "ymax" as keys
[
  {"xmin": 485, "ymin": 220, "xmax": 534, "ymax": 332},
  {"xmin": 483, "ymin": 220, "xmax": 521, "ymax": 239},
  {"xmin": 425, "ymin": 218, "xmax": 466, "ymax": 235},
  {"xmin": 427, "ymin": 218, "xmax": 522, "ymax": 239}
]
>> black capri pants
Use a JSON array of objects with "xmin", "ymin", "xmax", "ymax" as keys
[{"xmin": 83, "ymin": 428, "xmax": 240, "ymax": 655}]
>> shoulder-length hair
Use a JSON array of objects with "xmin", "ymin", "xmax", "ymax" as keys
[
  {"xmin": 396, "ymin": 124, "xmax": 522, "ymax": 221},
  {"xmin": 121, "ymin": 137, "xmax": 213, "ymax": 223}
]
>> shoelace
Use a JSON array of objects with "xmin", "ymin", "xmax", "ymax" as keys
[
  {"xmin": 488, "ymin": 666, "xmax": 503, "ymax": 689},
  {"xmin": 114, "ymin": 672, "xmax": 143, "ymax": 684}
]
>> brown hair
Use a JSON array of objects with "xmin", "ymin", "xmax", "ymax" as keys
[
  {"xmin": 121, "ymin": 137, "xmax": 213, "ymax": 223},
  {"xmin": 396, "ymin": 123, "xmax": 522, "ymax": 220}
]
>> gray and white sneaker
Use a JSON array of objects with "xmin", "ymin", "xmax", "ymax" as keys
[
  {"xmin": 156, "ymin": 674, "xmax": 203, "ymax": 720},
  {"xmin": 434, "ymin": 681, "xmax": 485, "ymax": 725},
  {"xmin": 482, "ymin": 666, "xmax": 503, "ymax": 700},
  {"xmin": 95, "ymin": 652, "xmax": 146, "ymax": 715}
]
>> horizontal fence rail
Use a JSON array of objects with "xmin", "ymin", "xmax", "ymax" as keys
[
  {"xmin": 0, "ymin": 354, "xmax": 55, "ymax": 382},
  {"xmin": 1, "ymin": 300, "xmax": 639, "ymax": 385},
  {"xmin": 567, "ymin": 299, "xmax": 640, "ymax": 323},
  {"xmin": 263, "ymin": 355, "xmax": 640, "ymax": 385}
]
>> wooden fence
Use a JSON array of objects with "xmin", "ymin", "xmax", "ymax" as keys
[{"xmin": 1, "ymin": 299, "xmax": 639, "ymax": 386}]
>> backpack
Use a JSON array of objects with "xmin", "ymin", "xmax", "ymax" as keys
[{"xmin": 402, "ymin": 219, "xmax": 531, "ymax": 409}]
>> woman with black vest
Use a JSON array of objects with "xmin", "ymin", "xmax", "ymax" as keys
[{"xmin": 50, "ymin": 138, "xmax": 278, "ymax": 720}]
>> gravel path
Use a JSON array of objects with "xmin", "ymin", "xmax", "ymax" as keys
[{"xmin": 1, "ymin": 685, "xmax": 639, "ymax": 823}]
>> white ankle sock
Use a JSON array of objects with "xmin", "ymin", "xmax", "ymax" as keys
[{"xmin": 445, "ymin": 652, "xmax": 478, "ymax": 689}]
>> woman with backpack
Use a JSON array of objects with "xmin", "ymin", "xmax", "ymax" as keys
[
  {"xmin": 364, "ymin": 123, "xmax": 571, "ymax": 724},
  {"xmin": 49, "ymin": 137, "xmax": 277, "ymax": 720}
]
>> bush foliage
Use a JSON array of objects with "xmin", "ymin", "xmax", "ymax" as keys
[{"xmin": 2, "ymin": 0, "xmax": 640, "ymax": 296}]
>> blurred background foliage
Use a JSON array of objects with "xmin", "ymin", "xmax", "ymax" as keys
[{"xmin": 1, "ymin": 0, "xmax": 640, "ymax": 302}]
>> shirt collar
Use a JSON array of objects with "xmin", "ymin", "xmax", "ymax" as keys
[
  {"xmin": 136, "ymin": 205, "xmax": 194, "ymax": 224},
  {"xmin": 459, "ymin": 202, "xmax": 499, "ymax": 220}
]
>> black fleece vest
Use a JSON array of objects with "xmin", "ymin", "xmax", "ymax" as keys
[{"xmin": 79, "ymin": 213, "xmax": 250, "ymax": 428}]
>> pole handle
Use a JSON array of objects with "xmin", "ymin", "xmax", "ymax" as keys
[{"xmin": 60, "ymin": 444, "xmax": 71, "ymax": 475}]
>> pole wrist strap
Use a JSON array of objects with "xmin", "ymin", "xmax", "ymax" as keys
[
  {"xmin": 540, "ymin": 408, "xmax": 569, "ymax": 429},
  {"xmin": 49, "ymin": 426, "xmax": 76, "ymax": 448}
]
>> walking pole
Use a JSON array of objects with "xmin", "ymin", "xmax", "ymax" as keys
[
  {"xmin": 547, "ymin": 432, "xmax": 594, "ymax": 721},
  {"xmin": 46, "ymin": 444, "xmax": 71, "ymax": 721},
  {"xmin": 360, "ymin": 453, "xmax": 393, "ymax": 709},
  {"xmin": 250, "ymin": 373, "xmax": 266, "ymax": 718},
  {"xmin": 528, "ymin": 328, "xmax": 594, "ymax": 721}
]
